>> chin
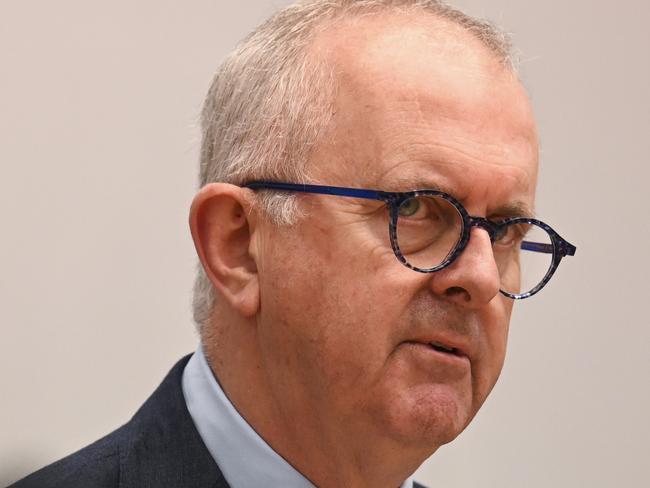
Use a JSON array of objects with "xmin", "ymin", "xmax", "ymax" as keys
[{"xmin": 382, "ymin": 383, "xmax": 473, "ymax": 449}]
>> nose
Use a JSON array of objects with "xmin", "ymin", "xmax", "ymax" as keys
[{"xmin": 428, "ymin": 226, "xmax": 502, "ymax": 307}]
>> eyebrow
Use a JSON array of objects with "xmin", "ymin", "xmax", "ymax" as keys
[
  {"xmin": 384, "ymin": 175, "xmax": 536, "ymax": 219},
  {"xmin": 492, "ymin": 201, "xmax": 536, "ymax": 219},
  {"xmin": 383, "ymin": 175, "xmax": 455, "ymax": 194}
]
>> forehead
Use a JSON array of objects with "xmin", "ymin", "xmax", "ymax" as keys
[{"xmin": 309, "ymin": 12, "xmax": 539, "ymax": 209}]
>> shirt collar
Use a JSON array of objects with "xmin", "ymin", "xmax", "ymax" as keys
[{"xmin": 182, "ymin": 346, "xmax": 414, "ymax": 488}]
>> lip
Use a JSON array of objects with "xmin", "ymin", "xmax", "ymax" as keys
[
  {"xmin": 402, "ymin": 341, "xmax": 471, "ymax": 374},
  {"xmin": 407, "ymin": 334, "xmax": 470, "ymax": 360}
]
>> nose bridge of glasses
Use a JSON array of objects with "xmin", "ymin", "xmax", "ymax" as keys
[
  {"xmin": 468, "ymin": 216, "xmax": 499, "ymax": 242},
  {"xmin": 453, "ymin": 218, "xmax": 501, "ymax": 271}
]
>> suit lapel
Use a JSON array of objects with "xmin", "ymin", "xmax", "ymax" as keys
[{"xmin": 118, "ymin": 355, "xmax": 230, "ymax": 488}]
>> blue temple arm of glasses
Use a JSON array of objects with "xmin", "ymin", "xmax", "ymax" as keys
[
  {"xmin": 522, "ymin": 240, "xmax": 576, "ymax": 257},
  {"xmin": 521, "ymin": 241, "xmax": 553, "ymax": 254},
  {"xmin": 245, "ymin": 181, "xmax": 385, "ymax": 201}
]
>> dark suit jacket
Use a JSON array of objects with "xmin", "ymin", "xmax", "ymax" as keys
[{"xmin": 9, "ymin": 355, "xmax": 429, "ymax": 488}]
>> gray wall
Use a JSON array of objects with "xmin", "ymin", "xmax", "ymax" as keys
[{"xmin": 1, "ymin": 1, "xmax": 648, "ymax": 486}]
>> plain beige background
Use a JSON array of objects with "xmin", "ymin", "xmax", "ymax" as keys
[{"xmin": 1, "ymin": 1, "xmax": 648, "ymax": 486}]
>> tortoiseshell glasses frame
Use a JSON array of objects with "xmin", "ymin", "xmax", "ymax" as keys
[{"xmin": 244, "ymin": 181, "xmax": 576, "ymax": 299}]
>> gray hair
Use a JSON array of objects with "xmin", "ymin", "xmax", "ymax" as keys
[{"xmin": 193, "ymin": 0, "xmax": 516, "ymax": 332}]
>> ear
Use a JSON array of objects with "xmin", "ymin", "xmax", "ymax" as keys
[{"xmin": 189, "ymin": 183, "xmax": 260, "ymax": 318}]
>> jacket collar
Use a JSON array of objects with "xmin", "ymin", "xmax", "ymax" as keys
[{"xmin": 118, "ymin": 354, "xmax": 229, "ymax": 488}]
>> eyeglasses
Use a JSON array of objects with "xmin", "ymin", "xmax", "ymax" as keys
[{"xmin": 244, "ymin": 181, "xmax": 576, "ymax": 299}]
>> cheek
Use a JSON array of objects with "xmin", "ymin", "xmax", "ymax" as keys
[
  {"xmin": 257, "ymin": 234, "xmax": 411, "ymax": 398},
  {"xmin": 471, "ymin": 298, "xmax": 513, "ymax": 407},
  {"xmin": 260, "ymin": 217, "xmax": 401, "ymax": 337}
]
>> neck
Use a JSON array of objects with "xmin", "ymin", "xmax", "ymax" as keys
[{"xmin": 202, "ymin": 310, "xmax": 427, "ymax": 488}]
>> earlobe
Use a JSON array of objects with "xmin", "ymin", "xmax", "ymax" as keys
[{"xmin": 189, "ymin": 183, "xmax": 260, "ymax": 318}]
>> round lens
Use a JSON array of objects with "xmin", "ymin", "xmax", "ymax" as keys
[
  {"xmin": 495, "ymin": 221, "xmax": 555, "ymax": 296},
  {"xmin": 395, "ymin": 194, "xmax": 463, "ymax": 271}
]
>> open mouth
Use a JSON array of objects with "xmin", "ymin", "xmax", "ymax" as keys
[
  {"xmin": 404, "ymin": 340, "xmax": 469, "ymax": 369},
  {"xmin": 428, "ymin": 341, "xmax": 460, "ymax": 356}
]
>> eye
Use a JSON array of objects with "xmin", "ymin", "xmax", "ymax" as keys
[
  {"xmin": 398, "ymin": 197, "xmax": 423, "ymax": 217},
  {"xmin": 494, "ymin": 222, "xmax": 530, "ymax": 247},
  {"xmin": 398, "ymin": 196, "xmax": 445, "ymax": 220}
]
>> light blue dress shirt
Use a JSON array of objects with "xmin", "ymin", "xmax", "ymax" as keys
[{"xmin": 182, "ymin": 346, "xmax": 415, "ymax": 488}]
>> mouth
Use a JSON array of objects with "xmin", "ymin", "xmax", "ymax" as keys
[
  {"xmin": 428, "ymin": 341, "xmax": 460, "ymax": 356},
  {"xmin": 402, "ymin": 339, "xmax": 470, "ymax": 377},
  {"xmin": 402, "ymin": 338, "xmax": 468, "ymax": 361}
]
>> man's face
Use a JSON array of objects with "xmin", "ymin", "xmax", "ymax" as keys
[{"xmin": 253, "ymin": 16, "xmax": 538, "ymax": 454}]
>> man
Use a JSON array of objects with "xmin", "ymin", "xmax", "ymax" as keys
[{"xmin": 11, "ymin": 1, "xmax": 575, "ymax": 487}]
